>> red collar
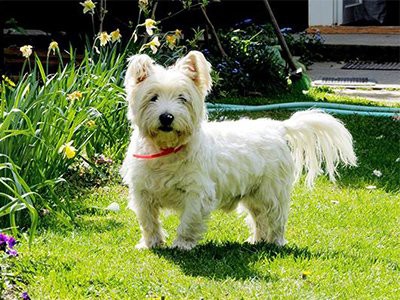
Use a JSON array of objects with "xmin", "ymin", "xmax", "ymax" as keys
[{"xmin": 133, "ymin": 145, "xmax": 184, "ymax": 159}]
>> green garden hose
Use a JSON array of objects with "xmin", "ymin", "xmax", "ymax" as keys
[{"xmin": 207, "ymin": 102, "xmax": 400, "ymax": 118}]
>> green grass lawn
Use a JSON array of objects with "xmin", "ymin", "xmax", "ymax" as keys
[{"xmin": 3, "ymin": 99, "xmax": 400, "ymax": 299}]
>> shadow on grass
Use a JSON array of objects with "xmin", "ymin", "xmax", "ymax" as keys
[
  {"xmin": 153, "ymin": 242, "xmax": 313, "ymax": 281},
  {"xmin": 75, "ymin": 216, "xmax": 124, "ymax": 233},
  {"xmin": 40, "ymin": 213, "xmax": 125, "ymax": 236}
]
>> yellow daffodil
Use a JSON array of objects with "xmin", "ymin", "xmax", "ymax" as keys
[
  {"xmin": 140, "ymin": 36, "xmax": 160, "ymax": 54},
  {"xmin": 149, "ymin": 36, "xmax": 160, "ymax": 54},
  {"xmin": 86, "ymin": 120, "xmax": 96, "ymax": 127},
  {"xmin": 144, "ymin": 18, "xmax": 157, "ymax": 36},
  {"xmin": 166, "ymin": 35, "xmax": 177, "ymax": 50},
  {"xmin": 80, "ymin": 0, "xmax": 96, "ymax": 14},
  {"xmin": 48, "ymin": 41, "xmax": 59, "ymax": 55},
  {"xmin": 2, "ymin": 75, "xmax": 16, "ymax": 87},
  {"xmin": 301, "ymin": 271, "xmax": 311, "ymax": 279},
  {"xmin": 99, "ymin": 31, "xmax": 111, "ymax": 46},
  {"xmin": 67, "ymin": 91, "xmax": 83, "ymax": 101},
  {"xmin": 110, "ymin": 29, "xmax": 122, "ymax": 43},
  {"xmin": 174, "ymin": 29, "xmax": 182, "ymax": 37},
  {"xmin": 20, "ymin": 45, "xmax": 33, "ymax": 58},
  {"xmin": 138, "ymin": 0, "xmax": 148, "ymax": 9},
  {"xmin": 58, "ymin": 141, "xmax": 77, "ymax": 159}
]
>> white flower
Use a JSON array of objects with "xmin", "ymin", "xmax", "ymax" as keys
[
  {"xmin": 140, "ymin": 36, "xmax": 160, "ymax": 54},
  {"xmin": 99, "ymin": 32, "xmax": 111, "ymax": 46},
  {"xmin": 20, "ymin": 45, "xmax": 33, "ymax": 58},
  {"xmin": 144, "ymin": 18, "xmax": 157, "ymax": 36},
  {"xmin": 395, "ymin": 157, "xmax": 400, "ymax": 163},
  {"xmin": 366, "ymin": 185, "xmax": 377, "ymax": 190},
  {"xmin": 80, "ymin": 0, "xmax": 96, "ymax": 14},
  {"xmin": 132, "ymin": 31, "xmax": 138, "ymax": 43},
  {"xmin": 138, "ymin": 0, "xmax": 148, "ymax": 9},
  {"xmin": 372, "ymin": 170, "xmax": 382, "ymax": 177},
  {"xmin": 105, "ymin": 202, "xmax": 120, "ymax": 212}
]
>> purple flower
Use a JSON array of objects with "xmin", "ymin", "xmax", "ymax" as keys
[
  {"xmin": 216, "ymin": 63, "xmax": 224, "ymax": 71},
  {"xmin": 6, "ymin": 248, "xmax": 18, "ymax": 257},
  {"xmin": 0, "ymin": 233, "xmax": 7, "ymax": 245},
  {"xmin": 232, "ymin": 68, "xmax": 239, "ymax": 74},
  {"xmin": 280, "ymin": 27, "xmax": 292, "ymax": 33},
  {"xmin": 1, "ymin": 233, "xmax": 17, "ymax": 255},
  {"xmin": 314, "ymin": 32, "xmax": 325, "ymax": 42},
  {"xmin": 234, "ymin": 18, "xmax": 253, "ymax": 27},
  {"xmin": 0, "ymin": 233, "xmax": 16, "ymax": 248},
  {"xmin": 242, "ymin": 18, "xmax": 253, "ymax": 24},
  {"xmin": 7, "ymin": 236, "xmax": 16, "ymax": 248},
  {"xmin": 22, "ymin": 292, "xmax": 31, "ymax": 300}
]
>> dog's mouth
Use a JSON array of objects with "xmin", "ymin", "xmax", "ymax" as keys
[
  {"xmin": 148, "ymin": 126, "xmax": 187, "ymax": 149},
  {"xmin": 158, "ymin": 125, "xmax": 174, "ymax": 132}
]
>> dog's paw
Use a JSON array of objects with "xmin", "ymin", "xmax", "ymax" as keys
[
  {"xmin": 245, "ymin": 236, "xmax": 256, "ymax": 244},
  {"xmin": 274, "ymin": 237, "xmax": 287, "ymax": 247},
  {"xmin": 135, "ymin": 241, "xmax": 151, "ymax": 250},
  {"xmin": 171, "ymin": 238, "xmax": 197, "ymax": 251},
  {"xmin": 135, "ymin": 237, "xmax": 165, "ymax": 250}
]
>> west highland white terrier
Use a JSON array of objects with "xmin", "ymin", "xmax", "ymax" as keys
[{"xmin": 121, "ymin": 51, "xmax": 357, "ymax": 250}]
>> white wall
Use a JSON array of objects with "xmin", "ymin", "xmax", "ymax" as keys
[{"xmin": 309, "ymin": 0, "xmax": 340, "ymax": 26}]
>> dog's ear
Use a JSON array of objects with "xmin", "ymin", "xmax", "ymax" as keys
[
  {"xmin": 124, "ymin": 54, "xmax": 155, "ymax": 93},
  {"xmin": 175, "ymin": 51, "xmax": 212, "ymax": 96}
]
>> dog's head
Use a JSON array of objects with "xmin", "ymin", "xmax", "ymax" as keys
[{"xmin": 124, "ymin": 51, "xmax": 212, "ymax": 149}]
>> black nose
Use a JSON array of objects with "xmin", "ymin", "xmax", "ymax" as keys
[{"xmin": 159, "ymin": 113, "xmax": 174, "ymax": 126}]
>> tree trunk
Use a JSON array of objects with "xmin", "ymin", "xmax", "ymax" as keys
[{"xmin": 200, "ymin": 5, "xmax": 227, "ymax": 57}]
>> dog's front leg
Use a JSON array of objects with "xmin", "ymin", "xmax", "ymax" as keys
[
  {"xmin": 172, "ymin": 194, "xmax": 211, "ymax": 251},
  {"xmin": 131, "ymin": 190, "xmax": 165, "ymax": 249}
]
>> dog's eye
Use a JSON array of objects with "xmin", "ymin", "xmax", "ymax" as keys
[
  {"xmin": 178, "ymin": 95, "xmax": 187, "ymax": 103},
  {"xmin": 149, "ymin": 95, "xmax": 158, "ymax": 102}
]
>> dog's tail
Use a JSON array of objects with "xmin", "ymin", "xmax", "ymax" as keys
[{"xmin": 283, "ymin": 109, "xmax": 357, "ymax": 187}]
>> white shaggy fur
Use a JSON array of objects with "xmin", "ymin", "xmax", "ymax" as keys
[{"xmin": 121, "ymin": 51, "xmax": 357, "ymax": 250}]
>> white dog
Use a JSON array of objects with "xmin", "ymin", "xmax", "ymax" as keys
[{"xmin": 121, "ymin": 51, "xmax": 357, "ymax": 250}]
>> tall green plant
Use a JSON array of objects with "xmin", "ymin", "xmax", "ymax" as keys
[{"xmin": 0, "ymin": 44, "xmax": 130, "ymax": 238}]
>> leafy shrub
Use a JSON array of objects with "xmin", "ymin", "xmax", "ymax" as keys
[
  {"xmin": 208, "ymin": 26, "xmax": 286, "ymax": 97},
  {"xmin": 282, "ymin": 28, "xmax": 325, "ymax": 66},
  {"xmin": 204, "ymin": 22, "xmax": 323, "ymax": 98}
]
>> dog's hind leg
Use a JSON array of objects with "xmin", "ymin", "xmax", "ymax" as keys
[
  {"xmin": 130, "ymin": 190, "xmax": 165, "ymax": 249},
  {"xmin": 240, "ymin": 180, "xmax": 291, "ymax": 246}
]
